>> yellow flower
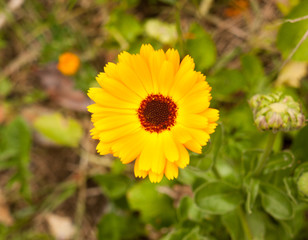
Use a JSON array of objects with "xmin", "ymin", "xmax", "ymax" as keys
[
  {"xmin": 57, "ymin": 52, "xmax": 80, "ymax": 76},
  {"xmin": 88, "ymin": 44, "xmax": 219, "ymax": 183}
]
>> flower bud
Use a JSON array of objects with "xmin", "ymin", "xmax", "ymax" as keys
[
  {"xmin": 297, "ymin": 172, "xmax": 308, "ymax": 197},
  {"xmin": 249, "ymin": 93, "xmax": 306, "ymax": 132}
]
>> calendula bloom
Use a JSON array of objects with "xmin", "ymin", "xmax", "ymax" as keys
[
  {"xmin": 88, "ymin": 44, "xmax": 219, "ymax": 183},
  {"xmin": 57, "ymin": 52, "xmax": 80, "ymax": 76}
]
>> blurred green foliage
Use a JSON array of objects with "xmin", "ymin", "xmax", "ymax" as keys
[
  {"xmin": 0, "ymin": 117, "xmax": 32, "ymax": 201},
  {"xmin": 277, "ymin": 0, "xmax": 308, "ymax": 61},
  {"xmin": 33, "ymin": 113, "xmax": 83, "ymax": 147}
]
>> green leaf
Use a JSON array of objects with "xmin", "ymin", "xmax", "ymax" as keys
[
  {"xmin": 106, "ymin": 10, "xmax": 142, "ymax": 47},
  {"xmin": 279, "ymin": 203, "xmax": 308, "ymax": 238},
  {"xmin": 283, "ymin": 177, "xmax": 297, "ymax": 204},
  {"xmin": 207, "ymin": 69, "xmax": 245, "ymax": 101},
  {"xmin": 221, "ymin": 210, "xmax": 245, "ymax": 240},
  {"xmin": 33, "ymin": 113, "xmax": 83, "ymax": 147},
  {"xmin": 186, "ymin": 23, "xmax": 216, "ymax": 70},
  {"xmin": 177, "ymin": 196, "xmax": 203, "ymax": 222},
  {"xmin": 294, "ymin": 162, "xmax": 308, "ymax": 180},
  {"xmin": 97, "ymin": 212, "xmax": 144, "ymax": 240},
  {"xmin": 292, "ymin": 125, "xmax": 308, "ymax": 162},
  {"xmin": 277, "ymin": 1, "xmax": 308, "ymax": 61},
  {"xmin": 246, "ymin": 211, "xmax": 266, "ymax": 240},
  {"xmin": 222, "ymin": 209, "xmax": 266, "ymax": 240},
  {"xmin": 276, "ymin": 0, "xmax": 300, "ymax": 15},
  {"xmin": 241, "ymin": 149, "xmax": 262, "ymax": 177},
  {"xmin": 244, "ymin": 177, "xmax": 260, "ymax": 214},
  {"xmin": 241, "ymin": 54, "xmax": 265, "ymax": 81},
  {"xmin": 211, "ymin": 124, "xmax": 223, "ymax": 165},
  {"xmin": 93, "ymin": 173, "xmax": 131, "ymax": 199},
  {"xmin": 162, "ymin": 227, "xmax": 204, "ymax": 240},
  {"xmin": 194, "ymin": 181, "xmax": 243, "ymax": 215},
  {"xmin": 240, "ymin": 54, "xmax": 267, "ymax": 94},
  {"xmin": 0, "ymin": 117, "xmax": 32, "ymax": 200},
  {"xmin": 127, "ymin": 180, "xmax": 176, "ymax": 228},
  {"xmin": 260, "ymin": 183, "xmax": 294, "ymax": 220},
  {"xmin": 263, "ymin": 151, "xmax": 295, "ymax": 174}
]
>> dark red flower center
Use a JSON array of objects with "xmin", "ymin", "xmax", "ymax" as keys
[{"xmin": 137, "ymin": 94, "xmax": 178, "ymax": 133}]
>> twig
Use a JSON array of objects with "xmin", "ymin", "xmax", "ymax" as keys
[
  {"xmin": 2, "ymin": 43, "xmax": 41, "ymax": 77},
  {"xmin": 280, "ymin": 28, "xmax": 308, "ymax": 70},
  {"xmin": 204, "ymin": 14, "xmax": 247, "ymax": 39},
  {"xmin": 285, "ymin": 15, "xmax": 308, "ymax": 23},
  {"xmin": 273, "ymin": 15, "xmax": 308, "ymax": 27},
  {"xmin": 0, "ymin": 0, "xmax": 24, "ymax": 29}
]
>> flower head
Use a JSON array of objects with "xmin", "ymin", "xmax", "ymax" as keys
[
  {"xmin": 57, "ymin": 52, "xmax": 80, "ymax": 76},
  {"xmin": 249, "ymin": 93, "xmax": 305, "ymax": 132},
  {"xmin": 88, "ymin": 44, "xmax": 219, "ymax": 183}
]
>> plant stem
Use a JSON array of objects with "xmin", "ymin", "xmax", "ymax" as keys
[
  {"xmin": 175, "ymin": 3, "xmax": 184, "ymax": 57},
  {"xmin": 74, "ymin": 142, "xmax": 89, "ymax": 240},
  {"xmin": 212, "ymin": 163, "xmax": 221, "ymax": 179},
  {"xmin": 255, "ymin": 132, "xmax": 277, "ymax": 176},
  {"xmin": 237, "ymin": 206, "xmax": 253, "ymax": 240}
]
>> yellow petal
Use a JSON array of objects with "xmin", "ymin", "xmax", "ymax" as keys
[
  {"xmin": 177, "ymin": 55, "xmax": 195, "ymax": 80},
  {"xmin": 88, "ymin": 104, "xmax": 135, "ymax": 116},
  {"xmin": 148, "ymin": 49, "xmax": 166, "ymax": 93},
  {"xmin": 134, "ymin": 158, "xmax": 148, "ymax": 178},
  {"xmin": 201, "ymin": 108, "xmax": 219, "ymax": 123},
  {"xmin": 165, "ymin": 161, "xmax": 179, "ymax": 180},
  {"xmin": 118, "ymin": 51, "xmax": 132, "ymax": 65},
  {"xmin": 99, "ymin": 122, "xmax": 140, "ymax": 143},
  {"xmin": 177, "ymin": 111, "xmax": 209, "ymax": 129},
  {"xmin": 93, "ymin": 114, "xmax": 138, "ymax": 131},
  {"xmin": 162, "ymin": 131, "xmax": 179, "ymax": 162},
  {"xmin": 96, "ymin": 141, "xmax": 112, "ymax": 155},
  {"xmin": 157, "ymin": 60, "xmax": 175, "ymax": 96},
  {"xmin": 151, "ymin": 134, "xmax": 166, "ymax": 174},
  {"xmin": 117, "ymin": 62, "xmax": 148, "ymax": 98},
  {"xmin": 130, "ymin": 55, "xmax": 153, "ymax": 93},
  {"xmin": 90, "ymin": 127, "xmax": 100, "ymax": 139},
  {"xmin": 184, "ymin": 140, "xmax": 202, "ymax": 154},
  {"xmin": 96, "ymin": 73, "xmax": 141, "ymax": 103},
  {"xmin": 149, "ymin": 170, "xmax": 164, "ymax": 183},
  {"xmin": 138, "ymin": 133, "xmax": 156, "ymax": 171},
  {"xmin": 104, "ymin": 62, "xmax": 119, "ymax": 79},
  {"xmin": 188, "ymin": 127, "xmax": 210, "ymax": 145},
  {"xmin": 196, "ymin": 71, "xmax": 206, "ymax": 83},
  {"xmin": 170, "ymin": 70, "xmax": 198, "ymax": 101},
  {"xmin": 112, "ymin": 131, "xmax": 146, "ymax": 164},
  {"xmin": 180, "ymin": 90, "xmax": 211, "ymax": 114},
  {"xmin": 166, "ymin": 48, "xmax": 180, "ymax": 72},
  {"xmin": 178, "ymin": 80, "xmax": 210, "ymax": 102},
  {"xmin": 205, "ymin": 122, "xmax": 218, "ymax": 134},
  {"xmin": 175, "ymin": 143, "xmax": 190, "ymax": 168},
  {"xmin": 88, "ymin": 88, "xmax": 138, "ymax": 109},
  {"xmin": 171, "ymin": 124, "xmax": 192, "ymax": 144},
  {"xmin": 140, "ymin": 44, "xmax": 155, "ymax": 64}
]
